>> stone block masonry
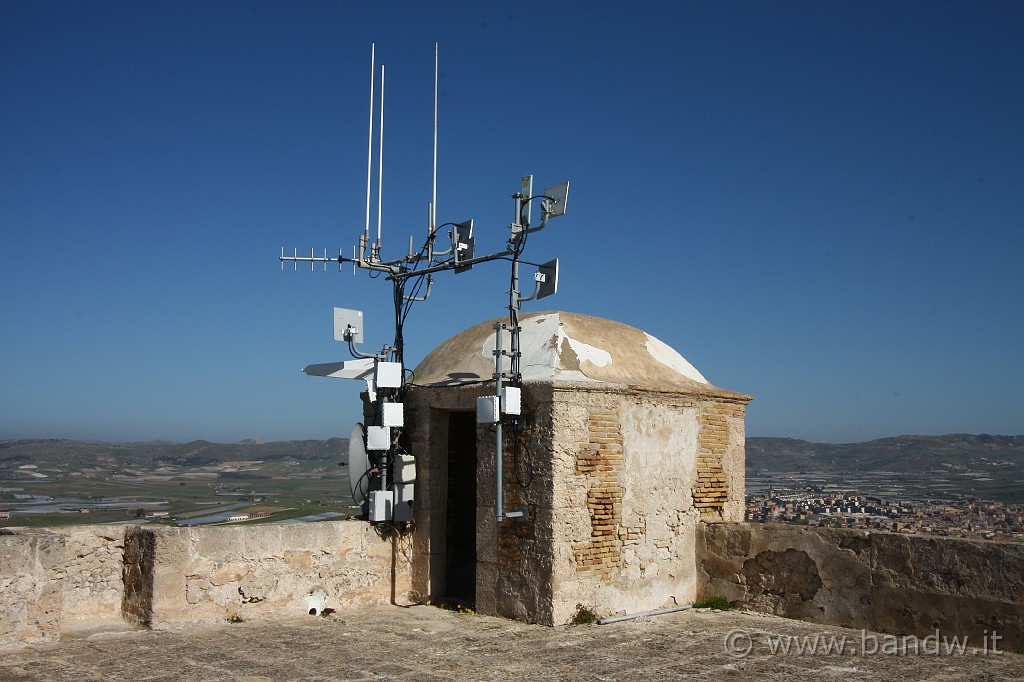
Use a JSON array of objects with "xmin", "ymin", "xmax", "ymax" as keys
[
  {"xmin": 0, "ymin": 526, "xmax": 126, "ymax": 648},
  {"xmin": 699, "ymin": 522, "xmax": 1024, "ymax": 652},
  {"xmin": 0, "ymin": 529, "xmax": 64, "ymax": 648},
  {"xmin": 0, "ymin": 520, "xmax": 412, "ymax": 649}
]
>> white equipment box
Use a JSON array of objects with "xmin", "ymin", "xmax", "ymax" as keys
[
  {"xmin": 366, "ymin": 425, "xmax": 391, "ymax": 451},
  {"xmin": 502, "ymin": 386, "xmax": 521, "ymax": 415},
  {"xmin": 375, "ymin": 362, "xmax": 403, "ymax": 388},
  {"xmin": 369, "ymin": 490, "xmax": 393, "ymax": 522},
  {"xmin": 382, "ymin": 402, "xmax": 404, "ymax": 427},
  {"xmin": 392, "ymin": 483, "xmax": 414, "ymax": 522},
  {"xmin": 476, "ymin": 395, "xmax": 500, "ymax": 423}
]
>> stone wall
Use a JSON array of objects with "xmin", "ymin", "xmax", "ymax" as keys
[
  {"xmin": 150, "ymin": 521, "xmax": 412, "ymax": 624},
  {"xmin": 61, "ymin": 526, "xmax": 127, "ymax": 630},
  {"xmin": 404, "ymin": 380, "xmax": 749, "ymax": 627},
  {"xmin": 698, "ymin": 522, "xmax": 1024, "ymax": 651},
  {"xmin": 0, "ymin": 520, "xmax": 412, "ymax": 649},
  {"xmin": 548, "ymin": 385, "xmax": 743, "ymax": 625},
  {"xmin": 487, "ymin": 386, "xmax": 557, "ymax": 625},
  {"xmin": 0, "ymin": 529, "xmax": 63, "ymax": 648}
]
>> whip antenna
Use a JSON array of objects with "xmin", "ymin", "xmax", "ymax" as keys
[
  {"xmin": 431, "ymin": 42, "xmax": 438, "ymax": 232},
  {"xmin": 364, "ymin": 44, "xmax": 375, "ymax": 244},
  {"xmin": 376, "ymin": 64, "xmax": 385, "ymax": 252}
]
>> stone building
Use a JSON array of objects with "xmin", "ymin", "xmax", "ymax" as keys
[{"xmin": 403, "ymin": 311, "xmax": 751, "ymax": 625}]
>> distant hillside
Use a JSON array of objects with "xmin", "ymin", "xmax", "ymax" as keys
[
  {"xmin": 746, "ymin": 434, "xmax": 1024, "ymax": 472},
  {"xmin": 0, "ymin": 438, "xmax": 349, "ymax": 469},
  {"xmin": 5, "ymin": 433, "xmax": 1023, "ymax": 484}
]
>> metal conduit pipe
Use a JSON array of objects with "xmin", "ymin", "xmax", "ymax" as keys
[{"xmin": 596, "ymin": 603, "xmax": 693, "ymax": 625}]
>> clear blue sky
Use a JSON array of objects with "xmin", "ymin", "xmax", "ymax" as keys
[{"xmin": 2, "ymin": 1, "xmax": 1021, "ymax": 444}]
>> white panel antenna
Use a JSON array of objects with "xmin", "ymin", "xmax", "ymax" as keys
[
  {"xmin": 542, "ymin": 181, "xmax": 569, "ymax": 218},
  {"xmin": 536, "ymin": 258, "xmax": 559, "ymax": 300},
  {"xmin": 333, "ymin": 308, "xmax": 364, "ymax": 344},
  {"xmin": 453, "ymin": 219, "xmax": 475, "ymax": 273}
]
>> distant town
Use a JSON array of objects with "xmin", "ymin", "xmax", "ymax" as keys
[
  {"xmin": 744, "ymin": 434, "xmax": 1024, "ymax": 543},
  {"xmin": 746, "ymin": 491, "xmax": 1024, "ymax": 543},
  {"xmin": 746, "ymin": 470, "xmax": 1024, "ymax": 543}
]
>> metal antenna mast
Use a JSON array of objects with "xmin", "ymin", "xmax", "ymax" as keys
[{"xmin": 280, "ymin": 45, "xmax": 570, "ymax": 526}]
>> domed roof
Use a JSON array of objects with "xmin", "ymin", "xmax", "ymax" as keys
[{"xmin": 412, "ymin": 311, "xmax": 735, "ymax": 395}]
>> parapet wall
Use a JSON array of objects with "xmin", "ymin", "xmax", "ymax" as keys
[
  {"xmin": 698, "ymin": 522, "xmax": 1024, "ymax": 651},
  {"xmin": 0, "ymin": 521, "xmax": 412, "ymax": 649},
  {"xmin": 7, "ymin": 518, "xmax": 1023, "ymax": 651}
]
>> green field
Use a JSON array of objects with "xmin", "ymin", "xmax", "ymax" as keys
[{"xmin": 0, "ymin": 439, "xmax": 360, "ymax": 528}]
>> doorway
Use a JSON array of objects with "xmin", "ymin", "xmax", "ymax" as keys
[{"xmin": 444, "ymin": 411, "xmax": 477, "ymax": 605}]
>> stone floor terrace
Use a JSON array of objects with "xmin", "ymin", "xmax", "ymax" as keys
[{"xmin": 2, "ymin": 605, "xmax": 1022, "ymax": 681}]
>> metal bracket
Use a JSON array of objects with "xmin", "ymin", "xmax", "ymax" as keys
[{"xmin": 502, "ymin": 505, "xmax": 529, "ymax": 523}]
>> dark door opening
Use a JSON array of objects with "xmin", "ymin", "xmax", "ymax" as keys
[{"xmin": 444, "ymin": 411, "xmax": 477, "ymax": 605}]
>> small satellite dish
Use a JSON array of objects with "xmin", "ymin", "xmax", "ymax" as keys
[{"xmin": 348, "ymin": 423, "xmax": 371, "ymax": 504}]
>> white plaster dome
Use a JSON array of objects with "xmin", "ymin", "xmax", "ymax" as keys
[{"xmin": 412, "ymin": 311, "xmax": 729, "ymax": 394}]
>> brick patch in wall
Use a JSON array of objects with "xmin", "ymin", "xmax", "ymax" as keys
[
  {"xmin": 695, "ymin": 402, "xmax": 744, "ymax": 521},
  {"xmin": 573, "ymin": 410, "xmax": 625, "ymax": 579}
]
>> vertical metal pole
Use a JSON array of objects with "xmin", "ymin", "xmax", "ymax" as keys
[{"xmin": 494, "ymin": 323, "xmax": 504, "ymax": 523}]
